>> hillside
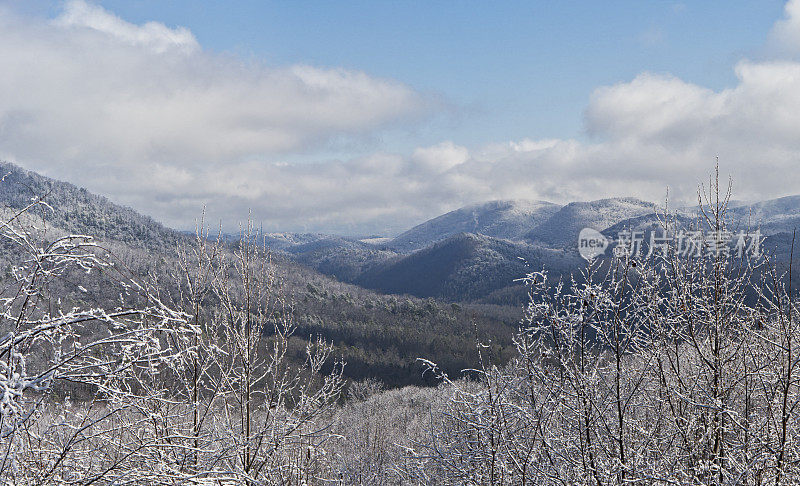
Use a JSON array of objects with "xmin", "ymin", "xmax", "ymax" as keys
[
  {"xmin": 390, "ymin": 199, "xmax": 560, "ymax": 252},
  {"xmin": 356, "ymin": 233, "xmax": 579, "ymax": 303},
  {"xmin": 283, "ymin": 235, "xmax": 398, "ymax": 282},
  {"xmin": 0, "ymin": 162, "xmax": 181, "ymax": 251},
  {"xmin": 261, "ymin": 232, "xmax": 335, "ymax": 251},
  {"xmin": 261, "ymin": 195, "xmax": 800, "ymax": 306},
  {"xmin": 602, "ymin": 212, "xmax": 699, "ymax": 237},
  {"xmin": 526, "ymin": 197, "xmax": 656, "ymax": 247},
  {"xmin": 0, "ymin": 161, "xmax": 521, "ymax": 387},
  {"xmin": 6, "ymin": 160, "xmax": 800, "ymax": 388},
  {"xmin": 730, "ymin": 195, "xmax": 800, "ymax": 235}
]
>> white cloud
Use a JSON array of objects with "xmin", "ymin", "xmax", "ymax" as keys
[
  {"xmin": 4, "ymin": 1, "xmax": 800, "ymax": 236},
  {"xmin": 0, "ymin": 1, "xmax": 426, "ymax": 231},
  {"xmin": 56, "ymin": 0, "xmax": 199, "ymax": 53},
  {"xmin": 769, "ymin": 0, "xmax": 800, "ymax": 56},
  {"xmin": 268, "ymin": 53, "xmax": 800, "ymax": 234},
  {"xmin": 411, "ymin": 142, "xmax": 469, "ymax": 174}
]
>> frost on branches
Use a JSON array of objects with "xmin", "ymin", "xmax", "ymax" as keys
[
  {"xmin": 0, "ymin": 193, "xmax": 343, "ymax": 484},
  {"xmin": 401, "ymin": 174, "xmax": 800, "ymax": 484}
]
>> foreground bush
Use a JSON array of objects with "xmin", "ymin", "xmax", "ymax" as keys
[
  {"xmin": 0, "ymin": 201, "xmax": 343, "ymax": 484},
  {"xmin": 399, "ymin": 177, "xmax": 800, "ymax": 484}
]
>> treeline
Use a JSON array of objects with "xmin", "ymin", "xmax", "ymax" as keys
[
  {"xmin": 0, "ymin": 161, "xmax": 524, "ymax": 389},
  {"xmin": 293, "ymin": 282, "xmax": 517, "ymax": 387},
  {"xmin": 0, "ymin": 161, "xmax": 181, "ymax": 251}
]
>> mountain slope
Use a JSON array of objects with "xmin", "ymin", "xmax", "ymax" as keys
[
  {"xmin": 390, "ymin": 200, "xmax": 560, "ymax": 253},
  {"xmin": 283, "ymin": 235, "xmax": 398, "ymax": 282},
  {"xmin": 357, "ymin": 233, "xmax": 579, "ymax": 303},
  {"xmin": 0, "ymin": 161, "xmax": 181, "ymax": 250},
  {"xmin": 730, "ymin": 195, "xmax": 800, "ymax": 235},
  {"xmin": 526, "ymin": 197, "xmax": 656, "ymax": 247},
  {"xmin": 261, "ymin": 232, "xmax": 335, "ymax": 251},
  {"xmin": 602, "ymin": 212, "xmax": 699, "ymax": 237},
  {"xmin": 0, "ymin": 161, "xmax": 526, "ymax": 388}
]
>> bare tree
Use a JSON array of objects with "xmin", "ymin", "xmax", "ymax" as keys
[
  {"xmin": 0, "ymin": 187, "xmax": 195, "ymax": 483},
  {"xmin": 0, "ymin": 180, "xmax": 346, "ymax": 484},
  {"xmin": 207, "ymin": 219, "xmax": 344, "ymax": 484},
  {"xmin": 400, "ymin": 168, "xmax": 800, "ymax": 485}
]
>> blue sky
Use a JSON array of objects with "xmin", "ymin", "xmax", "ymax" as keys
[
  {"xmin": 70, "ymin": 1, "xmax": 784, "ymax": 149},
  {"xmin": 2, "ymin": 1, "xmax": 800, "ymax": 234}
]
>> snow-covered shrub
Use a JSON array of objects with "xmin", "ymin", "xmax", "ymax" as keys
[{"xmin": 400, "ymin": 172, "xmax": 800, "ymax": 484}]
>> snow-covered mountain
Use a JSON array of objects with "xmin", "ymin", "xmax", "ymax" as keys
[
  {"xmin": 389, "ymin": 200, "xmax": 560, "ymax": 253},
  {"xmin": 602, "ymin": 212, "xmax": 699, "ymax": 237},
  {"xmin": 281, "ymin": 235, "xmax": 398, "ymax": 282},
  {"xmin": 0, "ymin": 161, "xmax": 181, "ymax": 251},
  {"xmin": 729, "ymin": 195, "xmax": 800, "ymax": 235},
  {"xmin": 250, "ymin": 195, "xmax": 800, "ymax": 303},
  {"xmin": 358, "ymin": 232, "xmax": 579, "ymax": 303},
  {"xmin": 526, "ymin": 197, "xmax": 656, "ymax": 247},
  {"xmin": 261, "ymin": 232, "xmax": 337, "ymax": 251},
  {"xmin": 7, "ymin": 156, "xmax": 800, "ymax": 305}
]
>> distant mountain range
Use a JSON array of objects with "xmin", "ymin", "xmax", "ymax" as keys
[
  {"xmin": 257, "ymin": 198, "xmax": 667, "ymax": 303},
  {"xmin": 0, "ymin": 161, "xmax": 524, "ymax": 387},
  {"xmin": 526, "ymin": 197, "xmax": 655, "ymax": 247},
  {"xmin": 4, "ymin": 160, "xmax": 800, "ymax": 306},
  {"xmin": 729, "ymin": 195, "xmax": 800, "ymax": 235},
  {"xmin": 259, "ymin": 194, "xmax": 800, "ymax": 304},
  {"xmin": 389, "ymin": 200, "xmax": 559, "ymax": 253},
  {"xmin": 4, "ymin": 160, "xmax": 800, "ymax": 385},
  {"xmin": 356, "ymin": 233, "xmax": 577, "ymax": 303}
]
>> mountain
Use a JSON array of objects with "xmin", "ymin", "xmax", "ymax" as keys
[
  {"xmin": 603, "ymin": 212, "xmax": 699, "ymax": 237},
  {"xmin": 0, "ymin": 161, "xmax": 525, "ymax": 387},
  {"xmin": 9, "ymin": 158, "xmax": 800, "ymax": 387},
  {"xmin": 256, "ymin": 196, "xmax": 800, "ymax": 305},
  {"xmin": 260, "ymin": 232, "xmax": 336, "ymax": 251},
  {"xmin": 283, "ymin": 235, "xmax": 398, "ymax": 282},
  {"xmin": 389, "ymin": 200, "xmax": 560, "ymax": 253},
  {"xmin": 276, "ymin": 198, "xmax": 659, "ymax": 302},
  {"xmin": 603, "ymin": 195, "xmax": 800, "ymax": 241},
  {"xmin": 526, "ymin": 197, "xmax": 656, "ymax": 247},
  {"xmin": 356, "ymin": 233, "xmax": 579, "ymax": 304},
  {"xmin": 729, "ymin": 195, "xmax": 800, "ymax": 235},
  {"xmin": 0, "ymin": 161, "xmax": 181, "ymax": 250}
]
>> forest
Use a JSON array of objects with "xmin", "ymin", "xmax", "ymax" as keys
[{"xmin": 0, "ymin": 165, "xmax": 799, "ymax": 485}]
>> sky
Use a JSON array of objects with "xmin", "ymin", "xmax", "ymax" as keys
[{"xmin": 1, "ymin": 0, "xmax": 799, "ymax": 235}]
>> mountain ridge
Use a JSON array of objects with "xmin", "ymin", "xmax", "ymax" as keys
[
  {"xmin": 0, "ymin": 161, "xmax": 181, "ymax": 251},
  {"xmin": 526, "ymin": 197, "xmax": 656, "ymax": 247},
  {"xmin": 389, "ymin": 199, "xmax": 560, "ymax": 253}
]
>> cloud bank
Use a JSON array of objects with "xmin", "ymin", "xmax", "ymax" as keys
[{"xmin": 3, "ymin": 1, "xmax": 800, "ymax": 235}]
